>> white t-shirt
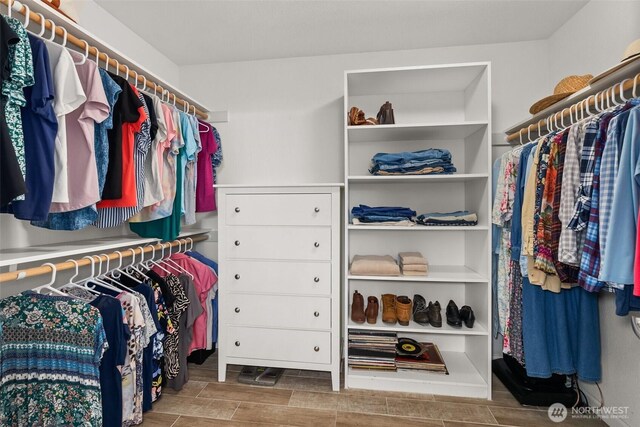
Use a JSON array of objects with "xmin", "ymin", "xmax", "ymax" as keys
[
  {"xmin": 44, "ymin": 40, "xmax": 86, "ymax": 204},
  {"xmin": 141, "ymin": 95, "xmax": 168, "ymax": 207}
]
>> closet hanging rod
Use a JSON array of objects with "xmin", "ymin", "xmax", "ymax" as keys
[
  {"xmin": 1, "ymin": 0, "xmax": 209, "ymax": 120},
  {"xmin": 0, "ymin": 235, "xmax": 208, "ymax": 284},
  {"xmin": 505, "ymin": 73, "xmax": 640, "ymax": 143}
]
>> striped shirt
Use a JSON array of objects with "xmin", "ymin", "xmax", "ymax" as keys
[{"xmin": 95, "ymin": 86, "xmax": 151, "ymax": 228}]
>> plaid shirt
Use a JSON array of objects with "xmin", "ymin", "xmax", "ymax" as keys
[
  {"xmin": 578, "ymin": 113, "xmax": 615, "ymax": 292},
  {"xmin": 568, "ymin": 117, "xmax": 601, "ymax": 231},
  {"xmin": 552, "ymin": 131, "xmax": 579, "ymax": 283},
  {"xmin": 558, "ymin": 124, "xmax": 584, "ymax": 265}
]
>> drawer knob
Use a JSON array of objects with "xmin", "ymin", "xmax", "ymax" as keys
[
  {"xmin": 235, "ymin": 341, "xmax": 241, "ymax": 347},
  {"xmin": 314, "ymin": 207, "xmax": 320, "ymax": 213},
  {"xmin": 235, "ymin": 207, "xmax": 241, "ymax": 213},
  {"xmin": 314, "ymin": 346, "xmax": 320, "ymax": 352},
  {"xmin": 314, "ymin": 277, "xmax": 320, "ymax": 283},
  {"xmin": 314, "ymin": 311, "xmax": 320, "ymax": 317},
  {"xmin": 234, "ymin": 240, "xmax": 241, "ymax": 246},
  {"xmin": 235, "ymin": 274, "xmax": 240, "ymax": 280},
  {"xmin": 314, "ymin": 242, "xmax": 320, "ymax": 248},
  {"xmin": 235, "ymin": 307, "xmax": 240, "ymax": 313}
]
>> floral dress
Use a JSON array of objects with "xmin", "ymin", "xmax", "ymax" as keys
[
  {"xmin": 117, "ymin": 292, "xmax": 145, "ymax": 426},
  {"xmin": 0, "ymin": 291, "xmax": 107, "ymax": 426}
]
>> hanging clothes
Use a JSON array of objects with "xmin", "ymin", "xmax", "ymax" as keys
[
  {"xmin": 195, "ymin": 120, "xmax": 217, "ymax": 212},
  {"xmin": 4, "ymin": 34, "xmax": 56, "ymax": 221},
  {"xmin": 0, "ymin": 17, "xmax": 27, "ymax": 206},
  {"xmin": 0, "ymin": 291, "xmax": 108, "ymax": 426}
]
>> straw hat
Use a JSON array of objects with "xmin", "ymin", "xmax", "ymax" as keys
[
  {"xmin": 529, "ymin": 74, "xmax": 592, "ymax": 115},
  {"xmin": 589, "ymin": 39, "xmax": 640, "ymax": 85}
]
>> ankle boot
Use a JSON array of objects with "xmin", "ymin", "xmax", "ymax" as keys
[
  {"xmin": 459, "ymin": 305, "xmax": 475, "ymax": 328},
  {"xmin": 365, "ymin": 296, "xmax": 379, "ymax": 324},
  {"xmin": 413, "ymin": 294, "xmax": 429, "ymax": 325},
  {"xmin": 381, "ymin": 294, "xmax": 397, "ymax": 324},
  {"xmin": 428, "ymin": 301, "xmax": 442, "ymax": 328},
  {"xmin": 446, "ymin": 299, "xmax": 462, "ymax": 327},
  {"xmin": 396, "ymin": 296, "xmax": 412, "ymax": 326},
  {"xmin": 351, "ymin": 290, "xmax": 365, "ymax": 324}
]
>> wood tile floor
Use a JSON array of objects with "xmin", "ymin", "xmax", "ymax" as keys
[{"xmin": 144, "ymin": 356, "xmax": 606, "ymax": 426}]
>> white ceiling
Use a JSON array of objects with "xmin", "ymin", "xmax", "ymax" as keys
[{"xmin": 95, "ymin": 0, "xmax": 588, "ymax": 66}]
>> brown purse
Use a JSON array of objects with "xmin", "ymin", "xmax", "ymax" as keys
[{"xmin": 377, "ymin": 101, "xmax": 395, "ymax": 125}]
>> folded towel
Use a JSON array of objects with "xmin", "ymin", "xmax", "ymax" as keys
[
  {"xmin": 350, "ymin": 255, "xmax": 400, "ymax": 276},
  {"xmin": 398, "ymin": 252, "xmax": 427, "ymax": 265},
  {"xmin": 402, "ymin": 270, "xmax": 428, "ymax": 276},
  {"xmin": 401, "ymin": 263, "xmax": 428, "ymax": 273},
  {"xmin": 352, "ymin": 218, "xmax": 415, "ymax": 227}
]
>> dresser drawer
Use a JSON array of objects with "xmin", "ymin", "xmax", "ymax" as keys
[
  {"xmin": 227, "ymin": 327, "xmax": 331, "ymax": 364},
  {"xmin": 226, "ymin": 226, "xmax": 331, "ymax": 261},
  {"xmin": 226, "ymin": 193, "xmax": 332, "ymax": 226},
  {"xmin": 225, "ymin": 294, "xmax": 331, "ymax": 329},
  {"xmin": 225, "ymin": 260, "xmax": 331, "ymax": 295}
]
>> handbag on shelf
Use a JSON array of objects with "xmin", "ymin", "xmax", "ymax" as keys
[{"xmin": 377, "ymin": 101, "xmax": 395, "ymax": 125}]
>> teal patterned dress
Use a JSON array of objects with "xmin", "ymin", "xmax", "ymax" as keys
[
  {"xmin": 1, "ymin": 17, "xmax": 34, "ymax": 201},
  {"xmin": 0, "ymin": 291, "xmax": 107, "ymax": 426}
]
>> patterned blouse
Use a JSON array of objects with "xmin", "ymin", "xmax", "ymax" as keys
[
  {"xmin": 2, "ymin": 17, "xmax": 34, "ymax": 201},
  {"xmin": 0, "ymin": 291, "xmax": 107, "ymax": 426}
]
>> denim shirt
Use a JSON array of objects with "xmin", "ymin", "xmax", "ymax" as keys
[{"xmin": 510, "ymin": 143, "xmax": 535, "ymax": 262}]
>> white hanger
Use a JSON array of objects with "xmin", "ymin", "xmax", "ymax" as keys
[
  {"xmin": 34, "ymin": 263, "xmax": 66, "ymax": 296},
  {"xmin": 161, "ymin": 241, "xmax": 194, "ymax": 279},
  {"xmin": 633, "ymin": 74, "xmax": 639, "ymax": 98},
  {"xmin": 110, "ymin": 250, "xmax": 142, "ymax": 284},
  {"xmin": 93, "ymin": 254, "xmax": 134, "ymax": 293},
  {"xmin": 19, "ymin": 3, "xmax": 30, "ymax": 28},
  {"xmin": 186, "ymin": 237, "xmax": 194, "ymax": 251},
  {"xmin": 122, "ymin": 64, "xmax": 130, "ymax": 83},
  {"xmin": 74, "ymin": 39, "xmax": 89, "ymax": 65},
  {"xmin": 59, "ymin": 26, "xmax": 68, "ymax": 47},
  {"xmin": 128, "ymin": 246, "xmax": 150, "ymax": 278},
  {"xmin": 140, "ymin": 75, "xmax": 147, "ymax": 93},
  {"xmin": 145, "ymin": 243, "xmax": 172, "ymax": 275},
  {"xmin": 47, "ymin": 19, "xmax": 57, "ymax": 41},
  {"xmin": 35, "ymin": 13, "xmax": 46, "ymax": 36},
  {"xmin": 60, "ymin": 259, "xmax": 100, "ymax": 295},
  {"xmin": 518, "ymin": 129, "xmax": 524, "ymax": 145}
]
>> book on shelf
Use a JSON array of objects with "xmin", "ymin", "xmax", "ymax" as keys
[{"xmin": 395, "ymin": 342, "xmax": 449, "ymax": 374}]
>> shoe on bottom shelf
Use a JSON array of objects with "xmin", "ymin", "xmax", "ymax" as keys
[
  {"xmin": 365, "ymin": 296, "xmax": 379, "ymax": 324},
  {"xmin": 396, "ymin": 296, "xmax": 412, "ymax": 326},
  {"xmin": 460, "ymin": 305, "xmax": 475, "ymax": 328},
  {"xmin": 351, "ymin": 290, "xmax": 366, "ymax": 324},
  {"xmin": 428, "ymin": 301, "xmax": 442, "ymax": 328},
  {"xmin": 413, "ymin": 294, "xmax": 429, "ymax": 325},
  {"xmin": 446, "ymin": 299, "xmax": 462, "ymax": 327}
]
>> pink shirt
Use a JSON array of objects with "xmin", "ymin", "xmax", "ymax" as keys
[
  {"xmin": 195, "ymin": 121, "xmax": 216, "ymax": 212},
  {"xmin": 49, "ymin": 50, "xmax": 109, "ymax": 212},
  {"xmin": 153, "ymin": 253, "xmax": 217, "ymax": 353}
]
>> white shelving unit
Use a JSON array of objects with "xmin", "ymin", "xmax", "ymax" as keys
[{"xmin": 343, "ymin": 63, "xmax": 492, "ymax": 399}]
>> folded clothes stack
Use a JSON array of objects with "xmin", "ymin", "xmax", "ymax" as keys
[
  {"xmin": 416, "ymin": 210, "xmax": 478, "ymax": 226},
  {"xmin": 399, "ymin": 252, "xmax": 428, "ymax": 276},
  {"xmin": 350, "ymin": 255, "xmax": 401, "ymax": 276},
  {"xmin": 369, "ymin": 148, "xmax": 456, "ymax": 176},
  {"xmin": 351, "ymin": 205, "xmax": 416, "ymax": 226}
]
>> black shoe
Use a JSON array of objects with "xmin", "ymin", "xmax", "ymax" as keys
[
  {"xmin": 446, "ymin": 300, "xmax": 462, "ymax": 327},
  {"xmin": 413, "ymin": 294, "xmax": 429, "ymax": 325},
  {"xmin": 459, "ymin": 305, "xmax": 475, "ymax": 328},
  {"xmin": 428, "ymin": 301, "xmax": 442, "ymax": 328}
]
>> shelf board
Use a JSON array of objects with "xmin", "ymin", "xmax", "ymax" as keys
[
  {"xmin": 348, "ymin": 173, "xmax": 488, "ymax": 183},
  {"xmin": 348, "ymin": 265, "xmax": 488, "ymax": 283},
  {"xmin": 0, "ymin": 228, "xmax": 213, "ymax": 268},
  {"xmin": 347, "ymin": 121, "xmax": 488, "ymax": 142},
  {"xmin": 347, "ymin": 351, "xmax": 488, "ymax": 398},
  {"xmin": 348, "ymin": 224, "xmax": 488, "ymax": 231},
  {"xmin": 348, "ymin": 318, "xmax": 488, "ymax": 336}
]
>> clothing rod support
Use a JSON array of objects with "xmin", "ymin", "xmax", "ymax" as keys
[
  {"xmin": 1, "ymin": 0, "xmax": 209, "ymax": 120},
  {"xmin": 0, "ymin": 235, "xmax": 209, "ymax": 284},
  {"xmin": 506, "ymin": 73, "xmax": 640, "ymax": 143}
]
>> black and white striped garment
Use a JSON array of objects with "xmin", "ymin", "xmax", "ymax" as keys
[{"xmin": 94, "ymin": 87, "xmax": 151, "ymax": 228}]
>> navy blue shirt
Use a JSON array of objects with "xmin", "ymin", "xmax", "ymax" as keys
[
  {"xmin": 90, "ymin": 294, "xmax": 128, "ymax": 427},
  {"xmin": 5, "ymin": 34, "xmax": 56, "ymax": 219}
]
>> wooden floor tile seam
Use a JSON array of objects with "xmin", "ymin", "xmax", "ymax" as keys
[{"xmin": 169, "ymin": 416, "xmax": 180, "ymax": 427}]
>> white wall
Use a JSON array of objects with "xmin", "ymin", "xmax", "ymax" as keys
[
  {"xmin": 546, "ymin": 2, "xmax": 640, "ymax": 426},
  {"xmin": 62, "ymin": 0, "xmax": 180, "ymax": 85},
  {"xmin": 179, "ymin": 40, "xmax": 550, "ymax": 185}
]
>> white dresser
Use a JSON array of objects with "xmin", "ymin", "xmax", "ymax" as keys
[{"xmin": 217, "ymin": 185, "xmax": 342, "ymax": 391}]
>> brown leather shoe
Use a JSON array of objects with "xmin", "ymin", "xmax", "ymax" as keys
[
  {"xmin": 351, "ymin": 290, "xmax": 366, "ymax": 323},
  {"xmin": 396, "ymin": 296, "xmax": 412, "ymax": 326},
  {"xmin": 381, "ymin": 294, "xmax": 397, "ymax": 324},
  {"xmin": 365, "ymin": 296, "xmax": 379, "ymax": 324}
]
